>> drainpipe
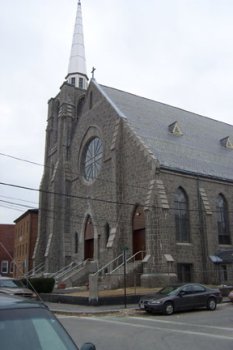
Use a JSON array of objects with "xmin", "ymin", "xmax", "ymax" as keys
[{"xmin": 196, "ymin": 177, "xmax": 208, "ymax": 283}]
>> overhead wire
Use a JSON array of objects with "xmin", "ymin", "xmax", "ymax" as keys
[{"xmin": 0, "ymin": 151, "xmax": 152, "ymax": 192}]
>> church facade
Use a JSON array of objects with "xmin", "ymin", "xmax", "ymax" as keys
[{"xmin": 34, "ymin": 1, "xmax": 233, "ymax": 287}]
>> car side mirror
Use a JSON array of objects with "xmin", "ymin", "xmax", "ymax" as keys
[
  {"xmin": 80, "ymin": 342, "xmax": 96, "ymax": 350},
  {"xmin": 179, "ymin": 291, "xmax": 186, "ymax": 297}
]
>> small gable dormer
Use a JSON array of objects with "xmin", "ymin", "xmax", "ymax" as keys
[
  {"xmin": 168, "ymin": 121, "xmax": 183, "ymax": 136},
  {"xmin": 220, "ymin": 136, "xmax": 233, "ymax": 149}
]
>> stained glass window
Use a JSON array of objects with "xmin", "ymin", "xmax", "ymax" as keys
[
  {"xmin": 174, "ymin": 187, "xmax": 190, "ymax": 242},
  {"xmin": 216, "ymin": 194, "xmax": 231, "ymax": 244},
  {"xmin": 83, "ymin": 137, "xmax": 103, "ymax": 181}
]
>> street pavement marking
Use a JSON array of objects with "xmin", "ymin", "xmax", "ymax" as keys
[
  {"xmin": 131, "ymin": 316, "xmax": 233, "ymax": 332},
  {"xmin": 61, "ymin": 316, "xmax": 233, "ymax": 341}
]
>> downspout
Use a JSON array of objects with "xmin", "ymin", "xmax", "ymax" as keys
[{"xmin": 196, "ymin": 176, "xmax": 208, "ymax": 283}]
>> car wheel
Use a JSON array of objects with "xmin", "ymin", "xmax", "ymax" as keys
[
  {"xmin": 207, "ymin": 297, "xmax": 216, "ymax": 311},
  {"xmin": 163, "ymin": 302, "xmax": 174, "ymax": 315},
  {"xmin": 145, "ymin": 309, "xmax": 153, "ymax": 314}
]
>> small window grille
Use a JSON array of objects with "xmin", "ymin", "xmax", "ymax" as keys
[
  {"xmin": 71, "ymin": 77, "xmax": 76, "ymax": 86},
  {"xmin": 79, "ymin": 77, "xmax": 84, "ymax": 89}
]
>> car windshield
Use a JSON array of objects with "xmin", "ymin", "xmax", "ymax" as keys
[
  {"xmin": 0, "ymin": 307, "xmax": 77, "ymax": 350},
  {"xmin": 158, "ymin": 285, "xmax": 180, "ymax": 296},
  {"xmin": 0, "ymin": 279, "xmax": 24, "ymax": 288}
]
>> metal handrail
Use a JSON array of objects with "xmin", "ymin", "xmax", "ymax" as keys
[
  {"xmin": 49, "ymin": 261, "xmax": 76, "ymax": 278},
  {"xmin": 26, "ymin": 263, "xmax": 45, "ymax": 277},
  {"xmin": 93, "ymin": 253, "xmax": 124, "ymax": 276},
  {"xmin": 54, "ymin": 259, "xmax": 91, "ymax": 281},
  {"xmin": 110, "ymin": 250, "xmax": 145, "ymax": 274}
]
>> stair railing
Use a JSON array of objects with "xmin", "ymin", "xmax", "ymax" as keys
[
  {"xmin": 53, "ymin": 260, "xmax": 89, "ymax": 282},
  {"xmin": 26, "ymin": 262, "xmax": 45, "ymax": 277},
  {"xmin": 110, "ymin": 250, "xmax": 145, "ymax": 274},
  {"xmin": 93, "ymin": 253, "xmax": 124, "ymax": 277}
]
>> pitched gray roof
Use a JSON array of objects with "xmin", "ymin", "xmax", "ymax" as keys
[{"xmin": 99, "ymin": 84, "xmax": 233, "ymax": 181}]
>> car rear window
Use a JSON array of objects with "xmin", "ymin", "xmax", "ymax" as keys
[
  {"xmin": 0, "ymin": 279, "xmax": 24, "ymax": 288},
  {"xmin": 0, "ymin": 307, "xmax": 77, "ymax": 350}
]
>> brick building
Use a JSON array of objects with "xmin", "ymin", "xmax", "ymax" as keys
[
  {"xmin": 14, "ymin": 209, "xmax": 38, "ymax": 278},
  {"xmin": 34, "ymin": 1, "xmax": 233, "ymax": 287},
  {"xmin": 0, "ymin": 224, "xmax": 15, "ymax": 277}
]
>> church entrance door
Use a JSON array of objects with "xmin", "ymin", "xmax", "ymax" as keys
[
  {"xmin": 132, "ymin": 206, "xmax": 146, "ymax": 260},
  {"xmin": 84, "ymin": 217, "xmax": 94, "ymax": 260},
  {"xmin": 84, "ymin": 239, "xmax": 94, "ymax": 260}
]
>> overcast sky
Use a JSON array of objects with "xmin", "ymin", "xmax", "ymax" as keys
[{"xmin": 1, "ymin": 0, "xmax": 233, "ymax": 224}]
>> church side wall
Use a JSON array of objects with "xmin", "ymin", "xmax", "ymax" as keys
[{"xmin": 155, "ymin": 170, "xmax": 233, "ymax": 285}]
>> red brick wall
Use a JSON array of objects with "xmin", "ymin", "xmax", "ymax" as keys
[
  {"xmin": 14, "ymin": 210, "xmax": 38, "ymax": 278},
  {"xmin": 0, "ymin": 225, "xmax": 15, "ymax": 276}
]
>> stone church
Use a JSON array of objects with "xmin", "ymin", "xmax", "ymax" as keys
[{"xmin": 34, "ymin": 1, "xmax": 233, "ymax": 287}]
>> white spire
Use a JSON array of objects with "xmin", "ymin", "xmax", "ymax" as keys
[{"xmin": 66, "ymin": 1, "xmax": 88, "ymax": 89}]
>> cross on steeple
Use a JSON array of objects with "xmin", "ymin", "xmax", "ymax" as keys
[{"xmin": 91, "ymin": 67, "xmax": 96, "ymax": 79}]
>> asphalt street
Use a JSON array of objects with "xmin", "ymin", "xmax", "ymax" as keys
[{"xmin": 58, "ymin": 302, "xmax": 233, "ymax": 350}]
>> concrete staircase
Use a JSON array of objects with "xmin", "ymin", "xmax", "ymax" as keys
[
  {"xmin": 51, "ymin": 260, "xmax": 95, "ymax": 288},
  {"xmin": 96, "ymin": 251, "xmax": 145, "ymax": 290}
]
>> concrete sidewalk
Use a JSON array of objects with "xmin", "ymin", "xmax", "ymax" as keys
[
  {"xmin": 42, "ymin": 286, "xmax": 232, "ymax": 316},
  {"xmin": 45, "ymin": 301, "xmax": 139, "ymax": 316},
  {"xmin": 45, "ymin": 297, "xmax": 231, "ymax": 317}
]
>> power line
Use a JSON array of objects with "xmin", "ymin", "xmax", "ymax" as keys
[
  {"xmin": 0, "ymin": 194, "xmax": 38, "ymax": 205},
  {"xmin": 0, "ymin": 152, "xmax": 44, "ymax": 168},
  {"xmin": 0, "ymin": 199, "xmax": 37, "ymax": 210},
  {"xmin": 0, "ymin": 204, "xmax": 25, "ymax": 213},
  {"xmin": 0, "ymin": 151, "xmax": 151, "ymax": 192},
  {"xmin": 0, "ymin": 180, "xmax": 231, "ymax": 214}
]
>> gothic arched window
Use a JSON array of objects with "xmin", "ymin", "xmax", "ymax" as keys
[
  {"xmin": 105, "ymin": 223, "xmax": 110, "ymax": 246},
  {"xmin": 216, "ymin": 194, "xmax": 231, "ymax": 245},
  {"xmin": 174, "ymin": 187, "xmax": 190, "ymax": 242},
  {"xmin": 74, "ymin": 232, "xmax": 79, "ymax": 254},
  {"xmin": 82, "ymin": 137, "xmax": 103, "ymax": 181}
]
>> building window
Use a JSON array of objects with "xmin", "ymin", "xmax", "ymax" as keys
[
  {"xmin": 82, "ymin": 137, "xmax": 103, "ymax": 181},
  {"xmin": 105, "ymin": 223, "xmax": 110, "ymax": 246},
  {"xmin": 174, "ymin": 187, "xmax": 190, "ymax": 242},
  {"xmin": 216, "ymin": 194, "xmax": 231, "ymax": 244},
  {"xmin": 1, "ymin": 260, "xmax": 9, "ymax": 274},
  {"xmin": 79, "ymin": 77, "xmax": 84, "ymax": 89},
  {"xmin": 177, "ymin": 263, "xmax": 192, "ymax": 282},
  {"xmin": 221, "ymin": 265, "xmax": 228, "ymax": 282},
  {"xmin": 71, "ymin": 77, "xmax": 76, "ymax": 86}
]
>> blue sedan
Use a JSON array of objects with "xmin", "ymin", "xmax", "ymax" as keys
[{"xmin": 139, "ymin": 283, "xmax": 222, "ymax": 315}]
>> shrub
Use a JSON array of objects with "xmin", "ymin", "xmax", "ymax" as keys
[{"xmin": 22, "ymin": 278, "xmax": 55, "ymax": 294}]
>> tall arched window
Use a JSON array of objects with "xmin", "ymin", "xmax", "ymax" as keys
[
  {"xmin": 174, "ymin": 187, "xmax": 190, "ymax": 242},
  {"xmin": 105, "ymin": 223, "xmax": 110, "ymax": 246},
  {"xmin": 74, "ymin": 232, "xmax": 79, "ymax": 254},
  {"xmin": 216, "ymin": 194, "xmax": 231, "ymax": 245}
]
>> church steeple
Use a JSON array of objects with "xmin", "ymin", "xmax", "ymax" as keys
[{"xmin": 66, "ymin": 1, "xmax": 88, "ymax": 89}]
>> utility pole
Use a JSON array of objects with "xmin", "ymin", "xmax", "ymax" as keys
[{"xmin": 123, "ymin": 247, "xmax": 128, "ymax": 308}]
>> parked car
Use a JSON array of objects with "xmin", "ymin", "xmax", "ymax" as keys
[
  {"xmin": 139, "ymin": 283, "xmax": 222, "ymax": 315},
  {"xmin": 0, "ymin": 294, "xmax": 96, "ymax": 350},
  {"xmin": 0, "ymin": 277, "xmax": 35, "ymax": 298},
  {"xmin": 228, "ymin": 290, "xmax": 233, "ymax": 302}
]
